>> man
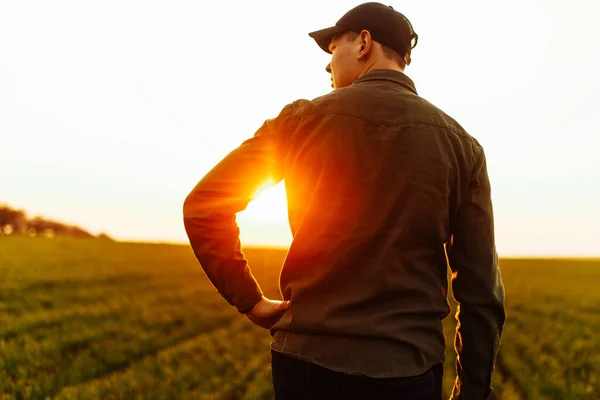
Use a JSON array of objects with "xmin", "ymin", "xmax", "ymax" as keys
[{"xmin": 183, "ymin": 2, "xmax": 506, "ymax": 399}]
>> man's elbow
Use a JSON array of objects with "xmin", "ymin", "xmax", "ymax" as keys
[
  {"xmin": 182, "ymin": 192, "xmax": 200, "ymax": 221},
  {"xmin": 183, "ymin": 189, "xmax": 217, "ymax": 222}
]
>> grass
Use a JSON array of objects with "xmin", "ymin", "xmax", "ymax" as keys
[{"xmin": 0, "ymin": 236, "xmax": 598, "ymax": 399}]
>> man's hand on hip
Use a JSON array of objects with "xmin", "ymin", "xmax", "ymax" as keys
[{"xmin": 245, "ymin": 296, "xmax": 290, "ymax": 329}]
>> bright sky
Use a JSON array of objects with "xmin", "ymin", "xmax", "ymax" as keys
[{"xmin": 1, "ymin": 0, "xmax": 599, "ymax": 257}]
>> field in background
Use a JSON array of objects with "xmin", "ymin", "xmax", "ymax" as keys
[{"xmin": 0, "ymin": 236, "xmax": 598, "ymax": 399}]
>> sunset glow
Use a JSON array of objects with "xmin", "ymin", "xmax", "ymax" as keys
[{"xmin": 243, "ymin": 181, "xmax": 288, "ymax": 224}]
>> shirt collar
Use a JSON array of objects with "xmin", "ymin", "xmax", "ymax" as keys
[{"xmin": 353, "ymin": 69, "xmax": 418, "ymax": 95}]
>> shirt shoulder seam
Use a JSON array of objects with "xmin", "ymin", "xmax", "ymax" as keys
[{"xmin": 295, "ymin": 109, "xmax": 474, "ymax": 139}]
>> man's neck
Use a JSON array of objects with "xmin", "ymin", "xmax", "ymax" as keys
[{"xmin": 358, "ymin": 59, "xmax": 405, "ymax": 77}]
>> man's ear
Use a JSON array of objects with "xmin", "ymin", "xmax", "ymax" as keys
[
  {"xmin": 404, "ymin": 51, "xmax": 412, "ymax": 66},
  {"xmin": 357, "ymin": 30, "xmax": 372, "ymax": 60}
]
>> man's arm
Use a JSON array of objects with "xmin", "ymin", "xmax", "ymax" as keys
[
  {"xmin": 182, "ymin": 105, "xmax": 292, "ymax": 314},
  {"xmin": 448, "ymin": 145, "xmax": 506, "ymax": 400}
]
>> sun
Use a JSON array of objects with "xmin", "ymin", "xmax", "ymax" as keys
[{"xmin": 241, "ymin": 179, "xmax": 288, "ymax": 223}]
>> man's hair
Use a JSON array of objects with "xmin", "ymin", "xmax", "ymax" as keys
[{"xmin": 343, "ymin": 30, "xmax": 406, "ymax": 68}]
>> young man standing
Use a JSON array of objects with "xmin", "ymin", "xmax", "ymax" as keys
[{"xmin": 183, "ymin": 3, "xmax": 506, "ymax": 399}]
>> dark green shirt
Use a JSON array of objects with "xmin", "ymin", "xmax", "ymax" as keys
[{"xmin": 183, "ymin": 69, "xmax": 506, "ymax": 399}]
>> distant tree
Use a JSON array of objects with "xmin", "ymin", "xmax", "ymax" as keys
[
  {"xmin": 68, "ymin": 226, "xmax": 94, "ymax": 238},
  {"xmin": 97, "ymin": 232, "xmax": 114, "ymax": 240},
  {"xmin": 0, "ymin": 204, "xmax": 97, "ymax": 239},
  {"xmin": 27, "ymin": 216, "xmax": 47, "ymax": 236},
  {"xmin": 0, "ymin": 205, "xmax": 26, "ymax": 234}
]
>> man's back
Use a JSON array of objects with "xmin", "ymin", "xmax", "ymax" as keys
[
  {"xmin": 184, "ymin": 3, "xmax": 506, "ymax": 396},
  {"xmin": 269, "ymin": 70, "xmax": 504, "ymax": 389}
]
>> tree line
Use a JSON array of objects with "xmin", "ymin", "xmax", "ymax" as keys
[{"xmin": 0, "ymin": 204, "xmax": 111, "ymax": 239}]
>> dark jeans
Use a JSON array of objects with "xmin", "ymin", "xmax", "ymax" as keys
[{"xmin": 271, "ymin": 350, "xmax": 443, "ymax": 400}]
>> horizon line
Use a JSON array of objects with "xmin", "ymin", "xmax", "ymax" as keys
[{"xmin": 115, "ymin": 239, "xmax": 600, "ymax": 260}]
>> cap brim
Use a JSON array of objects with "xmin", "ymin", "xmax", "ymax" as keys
[{"xmin": 308, "ymin": 25, "xmax": 347, "ymax": 54}]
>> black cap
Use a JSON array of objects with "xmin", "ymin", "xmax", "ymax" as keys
[{"xmin": 308, "ymin": 2, "xmax": 418, "ymax": 65}]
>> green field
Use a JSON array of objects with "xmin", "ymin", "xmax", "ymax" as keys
[{"xmin": 0, "ymin": 236, "xmax": 598, "ymax": 399}]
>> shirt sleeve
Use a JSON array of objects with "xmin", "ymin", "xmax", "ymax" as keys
[
  {"xmin": 448, "ymin": 145, "xmax": 507, "ymax": 399},
  {"xmin": 182, "ymin": 103, "xmax": 294, "ymax": 314}
]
